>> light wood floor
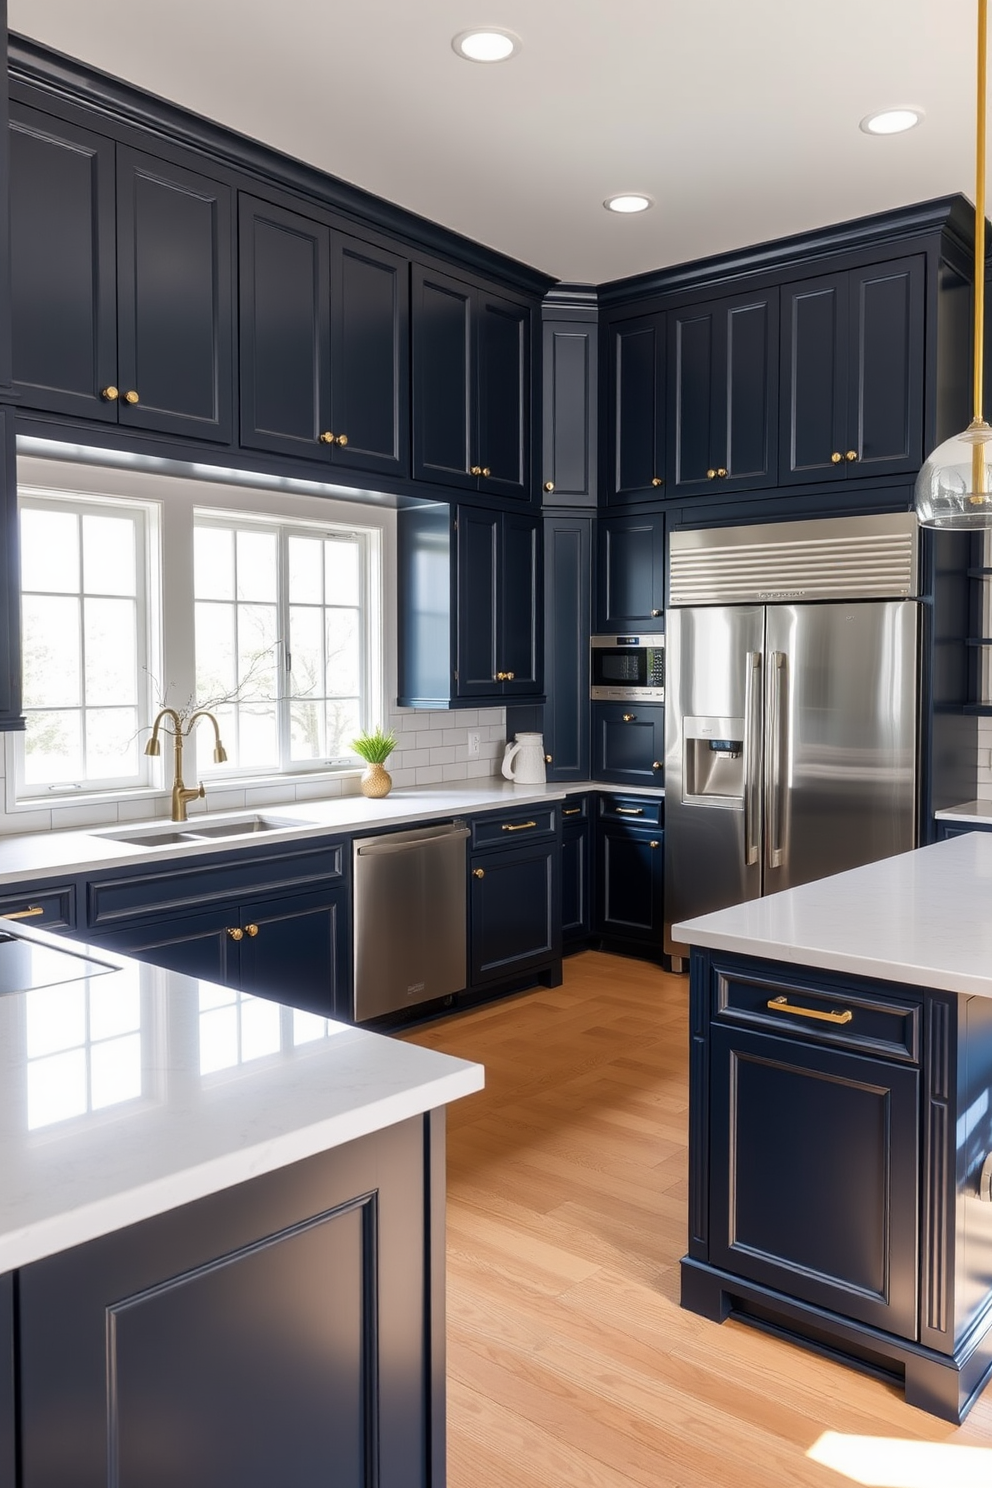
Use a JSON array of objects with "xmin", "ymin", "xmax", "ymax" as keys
[{"xmin": 403, "ymin": 950, "xmax": 992, "ymax": 1488}]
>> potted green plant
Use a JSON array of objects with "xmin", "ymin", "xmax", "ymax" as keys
[{"xmin": 351, "ymin": 726, "xmax": 398, "ymax": 798}]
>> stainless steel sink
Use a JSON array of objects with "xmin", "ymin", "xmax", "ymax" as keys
[{"xmin": 99, "ymin": 814, "xmax": 309, "ymax": 848}]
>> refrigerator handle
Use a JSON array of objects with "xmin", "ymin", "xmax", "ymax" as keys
[
  {"xmin": 766, "ymin": 651, "xmax": 786, "ymax": 869},
  {"xmin": 743, "ymin": 650, "xmax": 762, "ymax": 866}
]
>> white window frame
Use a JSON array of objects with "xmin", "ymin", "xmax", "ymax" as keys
[{"xmin": 14, "ymin": 487, "xmax": 160, "ymax": 800}]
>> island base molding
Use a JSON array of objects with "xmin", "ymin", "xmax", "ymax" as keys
[{"xmin": 681, "ymin": 1257, "xmax": 992, "ymax": 1424}]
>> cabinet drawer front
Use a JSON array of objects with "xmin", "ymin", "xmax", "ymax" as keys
[
  {"xmin": 0, "ymin": 886, "xmax": 75, "ymax": 931},
  {"xmin": 713, "ymin": 960, "xmax": 920, "ymax": 1063},
  {"xmin": 560, "ymin": 796, "xmax": 589, "ymax": 823},
  {"xmin": 598, "ymin": 793, "xmax": 663, "ymax": 827},
  {"xmin": 88, "ymin": 844, "xmax": 345, "ymax": 929},
  {"xmin": 471, "ymin": 807, "xmax": 557, "ymax": 849}
]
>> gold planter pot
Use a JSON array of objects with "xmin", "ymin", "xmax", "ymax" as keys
[{"xmin": 360, "ymin": 762, "xmax": 393, "ymax": 798}]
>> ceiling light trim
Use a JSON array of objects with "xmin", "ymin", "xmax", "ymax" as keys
[
  {"xmin": 859, "ymin": 107, "xmax": 925, "ymax": 136},
  {"xmin": 451, "ymin": 28, "xmax": 521, "ymax": 63},
  {"xmin": 604, "ymin": 194, "xmax": 654, "ymax": 214}
]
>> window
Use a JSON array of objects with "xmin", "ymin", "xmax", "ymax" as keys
[
  {"xmin": 194, "ymin": 513, "xmax": 378, "ymax": 774},
  {"xmin": 18, "ymin": 492, "xmax": 155, "ymax": 794}
]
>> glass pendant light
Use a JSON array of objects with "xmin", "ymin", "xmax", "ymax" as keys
[{"xmin": 915, "ymin": 0, "xmax": 992, "ymax": 528}]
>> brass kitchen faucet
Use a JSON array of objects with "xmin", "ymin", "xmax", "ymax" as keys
[{"xmin": 145, "ymin": 709, "xmax": 229, "ymax": 821}]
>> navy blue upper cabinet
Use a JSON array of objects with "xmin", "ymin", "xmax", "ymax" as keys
[
  {"xmin": 603, "ymin": 311, "xmax": 666, "ymax": 505},
  {"xmin": 596, "ymin": 510, "xmax": 665, "ymax": 632},
  {"xmin": 542, "ymin": 315, "xmax": 597, "ymax": 508},
  {"xmin": 10, "ymin": 103, "xmax": 233, "ymax": 443},
  {"xmin": 239, "ymin": 195, "xmax": 410, "ymax": 477},
  {"xmin": 455, "ymin": 507, "xmax": 541, "ymax": 698},
  {"xmin": 413, "ymin": 265, "xmax": 532, "ymax": 500},
  {"xmin": 668, "ymin": 290, "xmax": 779, "ymax": 498},
  {"xmin": 780, "ymin": 256, "xmax": 925, "ymax": 484}
]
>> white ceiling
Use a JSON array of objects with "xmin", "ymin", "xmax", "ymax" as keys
[{"xmin": 7, "ymin": 0, "xmax": 985, "ymax": 284}]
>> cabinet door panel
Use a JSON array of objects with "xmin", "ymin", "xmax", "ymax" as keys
[
  {"xmin": 544, "ymin": 515, "xmax": 591, "ymax": 780},
  {"xmin": 329, "ymin": 234, "xmax": 409, "ymax": 478},
  {"xmin": 477, "ymin": 292, "xmax": 529, "ymax": 499},
  {"xmin": 851, "ymin": 258, "xmax": 924, "ymax": 476},
  {"xmin": 710, "ymin": 1025, "xmax": 919, "ymax": 1336},
  {"xmin": 781, "ymin": 276, "xmax": 848, "ymax": 481},
  {"xmin": 499, "ymin": 513, "xmax": 541, "ymax": 695},
  {"xmin": 592, "ymin": 703, "xmax": 664, "ymax": 786},
  {"xmin": 117, "ymin": 148, "xmax": 233, "ymax": 442},
  {"xmin": 238, "ymin": 889, "xmax": 349, "ymax": 1019},
  {"xmin": 596, "ymin": 512, "xmax": 665, "ymax": 632},
  {"xmin": 561, "ymin": 819, "xmax": 590, "ymax": 942},
  {"xmin": 91, "ymin": 909, "xmax": 235, "ymax": 986},
  {"xmin": 10, "ymin": 104, "xmax": 117, "ymax": 419},
  {"xmin": 454, "ymin": 507, "xmax": 499, "ymax": 695},
  {"xmin": 671, "ymin": 308, "xmax": 716, "ymax": 490},
  {"xmin": 725, "ymin": 295, "xmax": 778, "ymax": 487},
  {"xmin": 239, "ymin": 196, "xmax": 331, "ymax": 459},
  {"xmin": 542, "ymin": 321, "xmax": 596, "ymax": 507},
  {"xmin": 470, "ymin": 843, "xmax": 556, "ymax": 983},
  {"xmin": 597, "ymin": 824, "xmax": 663, "ymax": 938},
  {"xmin": 412, "ymin": 267, "xmax": 474, "ymax": 489},
  {"xmin": 607, "ymin": 314, "xmax": 665, "ymax": 504}
]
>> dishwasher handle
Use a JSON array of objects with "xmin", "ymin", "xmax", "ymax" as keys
[{"xmin": 355, "ymin": 823, "xmax": 470, "ymax": 856}]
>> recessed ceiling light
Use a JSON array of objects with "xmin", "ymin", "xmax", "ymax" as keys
[
  {"xmin": 604, "ymin": 194, "xmax": 653, "ymax": 214},
  {"xmin": 860, "ymin": 108, "xmax": 924, "ymax": 136},
  {"xmin": 452, "ymin": 29, "xmax": 520, "ymax": 63}
]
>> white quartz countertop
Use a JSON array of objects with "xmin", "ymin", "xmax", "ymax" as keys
[
  {"xmin": 673, "ymin": 833, "xmax": 992, "ymax": 998},
  {"xmin": 934, "ymin": 799, "xmax": 992, "ymax": 825},
  {"xmin": 0, "ymin": 779, "xmax": 662, "ymax": 887},
  {"xmin": 0, "ymin": 924, "xmax": 483, "ymax": 1272}
]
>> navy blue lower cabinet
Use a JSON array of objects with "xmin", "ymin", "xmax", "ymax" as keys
[
  {"xmin": 683, "ymin": 949, "xmax": 992, "ymax": 1423},
  {"xmin": 13, "ymin": 1113, "xmax": 441, "ymax": 1488},
  {"xmin": 543, "ymin": 513, "xmax": 591, "ymax": 782},
  {"xmin": 560, "ymin": 797, "xmax": 592, "ymax": 949},
  {"xmin": 936, "ymin": 821, "xmax": 992, "ymax": 839},
  {"xmin": 595, "ymin": 796, "xmax": 664, "ymax": 959},
  {"xmin": 592, "ymin": 703, "xmax": 664, "ymax": 787},
  {"xmin": 468, "ymin": 809, "xmax": 561, "ymax": 992}
]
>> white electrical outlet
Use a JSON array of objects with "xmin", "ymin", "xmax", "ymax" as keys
[{"xmin": 467, "ymin": 731, "xmax": 481, "ymax": 759}]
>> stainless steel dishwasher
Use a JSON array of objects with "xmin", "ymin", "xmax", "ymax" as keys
[{"xmin": 352, "ymin": 820, "xmax": 470, "ymax": 1021}]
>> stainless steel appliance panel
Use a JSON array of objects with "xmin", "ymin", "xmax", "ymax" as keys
[
  {"xmin": 763, "ymin": 601, "xmax": 918, "ymax": 895},
  {"xmin": 353, "ymin": 821, "xmax": 469, "ymax": 1021},
  {"xmin": 664, "ymin": 605, "xmax": 765, "ymax": 955}
]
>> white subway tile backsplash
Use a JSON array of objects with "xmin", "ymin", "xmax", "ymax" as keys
[
  {"xmin": 293, "ymin": 778, "xmax": 344, "ymax": 802},
  {"xmin": 428, "ymin": 746, "xmax": 456, "ymax": 766},
  {"xmin": 415, "ymin": 765, "xmax": 444, "ymax": 785},
  {"xmin": 466, "ymin": 759, "xmax": 496, "ymax": 778},
  {"xmin": 443, "ymin": 762, "xmax": 468, "ymax": 780},
  {"xmin": 50, "ymin": 802, "xmax": 118, "ymax": 832},
  {"xmin": 245, "ymin": 783, "xmax": 297, "ymax": 808},
  {"xmin": 0, "ymin": 807, "xmax": 53, "ymax": 836}
]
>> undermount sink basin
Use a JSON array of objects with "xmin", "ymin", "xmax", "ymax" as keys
[{"xmin": 99, "ymin": 814, "xmax": 309, "ymax": 848}]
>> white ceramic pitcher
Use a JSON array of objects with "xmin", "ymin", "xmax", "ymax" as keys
[{"xmin": 501, "ymin": 732, "xmax": 547, "ymax": 784}]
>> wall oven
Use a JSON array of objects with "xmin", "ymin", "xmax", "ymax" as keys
[{"xmin": 590, "ymin": 634, "xmax": 665, "ymax": 701}]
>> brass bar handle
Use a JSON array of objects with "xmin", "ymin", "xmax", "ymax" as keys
[
  {"xmin": 615, "ymin": 806, "xmax": 644, "ymax": 815},
  {"xmin": 245, "ymin": 923, "xmax": 259, "ymax": 937},
  {"xmin": 227, "ymin": 927, "xmax": 244, "ymax": 941},
  {"xmin": 562, "ymin": 808, "xmax": 581, "ymax": 816},
  {"xmin": 767, "ymin": 995, "xmax": 852, "ymax": 1026},
  {"xmin": 502, "ymin": 820, "xmax": 536, "ymax": 831},
  {"xmin": 472, "ymin": 867, "xmax": 485, "ymax": 879},
  {"xmin": 123, "ymin": 389, "xmax": 139, "ymax": 405},
  {"xmin": 4, "ymin": 905, "xmax": 44, "ymax": 919}
]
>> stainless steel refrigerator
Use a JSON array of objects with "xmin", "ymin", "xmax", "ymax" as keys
[{"xmin": 664, "ymin": 512, "xmax": 920, "ymax": 959}]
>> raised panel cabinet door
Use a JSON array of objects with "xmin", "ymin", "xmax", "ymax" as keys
[
  {"xmin": 498, "ymin": 512, "xmax": 542, "ymax": 696},
  {"xmin": 709, "ymin": 1025, "xmax": 919, "ymax": 1337},
  {"xmin": 605, "ymin": 312, "xmax": 665, "ymax": 504},
  {"xmin": 596, "ymin": 821, "xmax": 663, "ymax": 939},
  {"xmin": 542, "ymin": 320, "xmax": 597, "ymax": 507},
  {"xmin": 780, "ymin": 273, "xmax": 848, "ymax": 482},
  {"xmin": 454, "ymin": 506, "xmax": 500, "ymax": 696},
  {"xmin": 723, "ymin": 291, "xmax": 779, "ymax": 490},
  {"xmin": 328, "ymin": 232, "xmax": 410, "ymax": 478},
  {"xmin": 477, "ymin": 290, "xmax": 530, "ymax": 500},
  {"xmin": 238, "ymin": 195, "xmax": 331, "ymax": 460},
  {"xmin": 544, "ymin": 515, "xmax": 591, "ymax": 780},
  {"xmin": 469, "ymin": 841, "xmax": 558, "ymax": 984},
  {"xmin": 116, "ymin": 147, "xmax": 233, "ymax": 443},
  {"xmin": 596, "ymin": 511, "xmax": 665, "ymax": 632},
  {"xmin": 561, "ymin": 817, "xmax": 591, "ymax": 942},
  {"xmin": 849, "ymin": 256, "xmax": 925, "ymax": 478},
  {"xmin": 236, "ymin": 888, "xmax": 350, "ymax": 1019},
  {"xmin": 670, "ymin": 304, "xmax": 717, "ymax": 494},
  {"xmin": 592, "ymin": 702, "xmax": 665, "ymax": 786},
  {"xmin": 88, "ymin": 907, "xmax": 236, "ymax": 986},
  {"xmin": 10, "ymin": 102, "xmax": 117, "ymax": 419},
  {"xmin": 412, "ymin": 265, "xmax": 475, "ymax": 490},
  {"xmin": 0, "ymin": 409, "xmax": 22, "ymax": 729}
]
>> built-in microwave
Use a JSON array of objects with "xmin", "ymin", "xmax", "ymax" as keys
[{"xmin": 590, "ymin": 634, "xmax": 665, "ymax": 701}]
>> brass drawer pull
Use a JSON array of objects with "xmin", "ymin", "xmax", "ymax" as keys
[
  {"xmin": 562, "ymin": 807, "xmax": 581, "ymax": 816},
  {"xmin": 502, "ymin": 820, "xmax": 536, "ymax": 832},
  {"xmin": 767, "ymin": 995, "xmax": 852, "ymax": 1025},
  {"xmin": 4, "ymin": 905, "xmax": 44, "ymax": 919},
  {"xmin": 615, "ymin": 806, "xmax": 644, "ymax": 816}
]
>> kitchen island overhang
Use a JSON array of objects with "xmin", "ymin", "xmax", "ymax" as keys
[
  {"xmin": 0, "ymin": 922, "xmax": 483, "ymax": 1487},
  {"xmin": 674, "ymin": 832, "xmax": 992, "ymax": 1423}
]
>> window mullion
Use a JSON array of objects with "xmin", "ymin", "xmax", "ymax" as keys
[{"xmin": 278, "ymin": 529, "xmax": 291, "ymax": 772}]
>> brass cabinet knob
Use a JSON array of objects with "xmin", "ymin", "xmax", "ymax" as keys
[
  {"xmin": 543, "ymin": 481, "xmax": 555, "ymax": 492},
  {"xmin": 495, "ymin": 670, "xmax": 515, "ymax": 682},
  {"xmin": 482, "ymin": 466, "xmax": 491, "ymax": 477},
  {"xmin": 545, "ymin": 753, "xmax": 553, "ymax": 763},
  {"xmin": 622, "ymin": 713, "xmax": 636, "ymax": 722},
  {"xmin": 649, "ymin": 840, "xmax": 660, "ymax": 848},
  {"xmin": 651, "ymin": 608, "xmax": 662, "ymax": 617},
  {"xmin": 845, "ymin": 450, "xmax": 858, "ymax": 462},
  {"xmin": 506, "ymin": 670, "xmax": 514, "ymax": 681},
  {"xmin": 707, "ymin": 469, "xmax": 717, "ymax": 480},
  {"xmin": 245, "ymin": 923, "xmax": 259, "ymax": 937},
  {"xmin": 831, "ymin": 451, "xmax": 843, "ymax": 464},
  {"xmin": 651, "ymin": 476, "xmax": 664, "ymax": 487},
  {"xmin": 495, "ymin": 671, "xmax": 507, "ymax": 681},
  {"xmin": 319, "ymin": 431, "xmax": 335, "ymax": 444},
  {"xmin": 336, "ymin": 434, "xmax": 348, "ymax": 447},
  {"xmin": 472, "ymin": 867, "xmax": 485, "ymax": 879},
  {"xmin": 227, "ymin": 927, "xmax": 244, "ymax": 941},
  {"xmin": 652, "ymin": 761, "xmax": 662, "ymax": 770},
  {"xmin": 101, "ymin": 385, "xmax": 119, "ymax": 402},
  {"xmin": 717, "ymin": 468, "xmax": 728, "ymax": 478},
  {"xmin": 470, "ymin": 465, "xmax": 483, "ymax": 476},
  {"xmin": 123, "ymin": 390, "xmax": 139, "ymax": 405}
]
